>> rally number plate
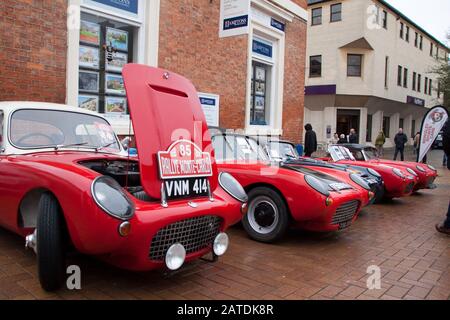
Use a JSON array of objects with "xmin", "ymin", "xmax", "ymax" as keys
[{"xmin": 164, "ymin": 178, "xmax": 209, "ymax": 200}]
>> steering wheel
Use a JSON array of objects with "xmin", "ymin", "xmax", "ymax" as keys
[{"xmin": 16, "ymin": 133, "xmax": 57, "ymax": 146}]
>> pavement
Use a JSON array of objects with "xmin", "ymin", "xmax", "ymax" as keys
[{"xmin": 0, "ymin": 149, "xmax": 449, "ymax": 300}]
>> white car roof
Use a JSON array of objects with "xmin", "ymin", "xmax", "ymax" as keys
[{"xmin": 0, "ymin": 101, "xmax": 102, "ymax": 117}]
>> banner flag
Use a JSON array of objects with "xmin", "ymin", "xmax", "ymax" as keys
[{"xmin": 417, "ymin": 105, "xmax": 449, "ymax": 162}]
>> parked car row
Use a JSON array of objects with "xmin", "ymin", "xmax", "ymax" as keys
[{"xmin": 0, "ymin": 65, "xmax": 440, "ymax": 291}]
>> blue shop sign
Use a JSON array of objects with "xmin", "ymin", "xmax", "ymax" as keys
[
  {"xmin": 223, "ymin": 15, "xmax": 249, "ymax": 31},
  {"xmin": 270, "ymin": 18, "xmax": 285, "ymax": 32},
  {"xmin": 92, "ymin": 0, "xmax": 139, "ymax": 14},
  {"xmin": 200, "ymin": 97, "xmax": 216, "ymax": 106},
  {"xmin": 252, "ymin": 40, "xmax": 273, "ymax": 58}
]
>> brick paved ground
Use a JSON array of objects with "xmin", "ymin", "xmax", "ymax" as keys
[{"xmin": 0, "ymin": 150, "xmax": 448, "ymax": 300}]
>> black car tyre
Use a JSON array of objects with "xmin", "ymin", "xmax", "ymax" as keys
[
  {"xmin": 242, "ymin": 187, "xmax": 289, "ymax": 243},
  {"xmin": 37, "ymin": 193, "xmax": 67, "ymax": 292}
]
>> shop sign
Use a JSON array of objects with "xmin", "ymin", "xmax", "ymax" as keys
[
  {"xmin": 220, "ymin": 0, "xmax": 251, "ymax": 38},
  {"xmin": 270, "ymin": 18, "xmax": 285, "ymax": 32},
  {"xmin": 252, "ymin": 39, "xmax": 273, "ymax": 58},
  {"xmin": 91, "ymin": 0, "xmax": 139, "ymax": 15},
  {"xmin": 407, "ymin": 95, "xmax": 425, "ymax": 107},
  {"xmin": 199, "ymin": 93, "xmax": 220, "ymax": 127}
]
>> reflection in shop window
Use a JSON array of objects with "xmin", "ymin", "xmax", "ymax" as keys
[
  {"xmin": 78, "ymin": 12, "xmax": 137, "ymax": 117},
  {"xmin": 250, "ymin": 61, "xmax": 271, "ymax": 126}
]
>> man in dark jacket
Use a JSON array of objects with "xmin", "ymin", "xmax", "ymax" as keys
[
  {"xmin": 393, "ymin": 128, "xmax": 408, "ymax": 161},
  {"xmin": 304, "ymin": 124, "xmax": 317, "ymax": 157},
  {"xmin": 436, "ymin": 120, "xmax": 450, "ymax": 235},
  {"xmin": 348, "ymin": 129, "xmax": 359, "ymax": 144}
]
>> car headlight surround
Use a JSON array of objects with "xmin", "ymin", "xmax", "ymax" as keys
[
  {"xmin": 219, "ymin": 172, "xmax": 248, "ymax": 203},
  {"xmin": 91, "ymin": 175, "xmax": 135, "ymax": 220},
  {"xmin": 406, "ymin": 168, "xmax": 418, "ymax": 177},
  {"xmin": 393, "ymin": 168, "xmax": 405, "ymax": 178},
  {"xmin": 416, "ymin": 165, "xmax": 426, "ymax": 172},
  {"xmin": 427, "ymin": 165, "xmax": 436, "ymax": 172},
  {"xmin": 304, "ymin": 175, "xmax": 330, "ymax": 196},
  {"xmin": 350, "ymin": 173, "xmax": 371, "ymax": 191},
  {"xmin": 367, "ymin": 168, "xmax": 381, "ymax": 178}
]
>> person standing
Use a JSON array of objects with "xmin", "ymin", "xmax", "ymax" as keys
[
  {"xmin": 304, "ymin": 123, "xmax": 317, "ymax": 157},
  {"xmin": 436, "ymin": 120, "xmax": 450, "ymax": 235},
  {"xmin": 375, "ymin": 131, "xmax": 386, "ymax": 157},
  {"xmin": 337, "ymin": 134, "xmax": 348, "ymax": 144},
  {"xmin": 348, "ymin": 128, "xmax": 359, "ymax": 144},
  {"xmin": 393, "ymin": 128, "xmax": 408, "ymax": 161},
  {"xmin": 413, "ymin": 132, "xmax": 421, "ymax": 155}
]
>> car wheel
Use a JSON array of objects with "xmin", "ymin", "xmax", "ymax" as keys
[
  {"xmin": 242, "ymin": 187, "xmax": 289, "ymax": 243},
  {"xmin": 37, "ymin": 193, "xmax": 67, "ymax": 291}
]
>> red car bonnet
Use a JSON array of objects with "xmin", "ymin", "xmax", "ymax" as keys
[{"xmin": 123, "ymin": 64, "xmax": 217, "ymax": 199}]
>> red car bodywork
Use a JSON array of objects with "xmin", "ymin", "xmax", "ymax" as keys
[
  {"xmin": 217, "ymin": 160, "xmax": 368, "ymax": 232},
  {"xmin": 0, "ymin": 65, "xmax": 244, "ymax": 272}
]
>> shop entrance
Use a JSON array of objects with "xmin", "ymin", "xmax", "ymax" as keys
[{"xmin": 336, "ymin": 109, "xmax": 360, "ymax": 137}]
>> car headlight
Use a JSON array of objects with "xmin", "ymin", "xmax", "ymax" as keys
[
  {"xmin": 406, "ymin": 168, "xmax": 418, "ymax": 177},
  {"xmin": 304, "ymin": 175, "xmax": 330, "ymax": 196},
  {"xmin": 427, "ymin": 165, "xmax": 436, "ymax": 172},
  {"xmin": 367, "ymin": 168, "xmax": 381, "ymax": 178},
  {"xmin": 165, "ymin": 243, "xmax": 186, "ymax": 271},
  {"xmin": 416, "ymin": 165, "xmax": 426, "ymax": 172},
  {"xmin": 219, "ymin": 172, "xmax": 248, "ymax": 203},
  {"xmin": 350, "ymin": 174, "xmax": 371, "ymax": 191},
  {"xmin": 91, "ymin": 176, "xmax": 135, "ymax": 220},
  {"xmin": 393, "ymin": 168, "xmax": 405, "ymax": 178},
  {"xmin": 213, "ymin": 233, "xmax": 229, "ymax": 256}
]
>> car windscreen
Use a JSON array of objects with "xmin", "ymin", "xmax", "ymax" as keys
[
  {"xmin": 266, "ymin": 142, "xmax": 299, "ymax": 161},
  {"xmin": 212, "ymin": 135, "xmax": 269, "ymax": 162},
  {"xmin": 10, "ymin": 109, "xmax": 121, "ymax": 151}
]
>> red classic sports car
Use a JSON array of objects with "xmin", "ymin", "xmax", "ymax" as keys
[
  {"xmin": 211, "ymin": 133, "xmax": 371, "ymax": 243},
  {"xmin": 0, "ymin": 65, "xmax": 246, "ymax": 291},
  {"xmin": 339, "ymin": 144, "xmax": 438, "ymax": 191},
  {"xmin": 323, "ymin": 146, "xmax": 419, "ymax": 200}
]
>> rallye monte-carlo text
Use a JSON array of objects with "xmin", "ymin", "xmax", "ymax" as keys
[
  {"xmin": 0, "ymin": 65, "xmax": 246, "ymax": 291},
  {"xmin": 211, "ymin": 132, "xmax": 370, "ymax": 243}
]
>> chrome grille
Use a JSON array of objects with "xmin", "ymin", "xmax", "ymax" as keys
[
  {"xmin": 149, "ymin": 215, "xmax": 222, "ymax": 261},
  {"xmin": 331, "ymin": 200, "xmax": 360, "ymax": 225}
]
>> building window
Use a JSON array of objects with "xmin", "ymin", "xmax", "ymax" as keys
[
  {"xmin": 250, "ymin": 61, "xmax": 271, "ymax": 126},
  {"xmin": 383, "ymin": 116, "xmax": 391, "ymax": 138},
  {"xmin": 366, "ymin": 114, "xmax": 373, "ymax": 142},
  {"xmin": 430, "ymin": 43, "xmax": 434, "ymax": 56},
  {"xmin": 419, "ymin": 35, "xmax": 423, "ymax": 50},
  {"xmin": 347, "ymin": 54, "xmax": 362, "ymax": 77},
  {"xmin": 429, "ymin": 79, "xmax": 432, "ymax": 95},
  {"xmin": 400, "ymin": 22, "xmax": 404, "ymax": 39},
  {"xmin": 309, "ymin": 55, "xmax": 322, "ymax": 77},
  {"xmin": 412, "ymin": 72, "xmax": 417, "ymax": 91},
  {"xmin": 414, "ymin": 32, "xmax": 418, "ymax": 47},
  {"xmin": 417, "ymin": 74, "xmax": 421, "ymax": 92},
  {"xmin": 436, "ymin": 47, "xmax": 439, "ymax": 59},
  {"xmin": 330, "ymin": 3, "xmax": 342, "ymax": 22},
  {"xmin": 405, "ymin": 26, "xmax": 410, "ymax": 42},
  {"xmin": 411, "ymin": 120, "xmax": 416, "ymax": 138},
  {"xmin": 424, "ymin": 76, "xmax": 428, "ymax": 94},
  {"xmin": 382, "ymin": 10, "xmax": 387, "ymax": 29},
  {"xmin": 384, "ymin": 56, "xmax": 389, "ymax": 88},
  {"xmin": 397, "ymin": 65, "xmax": 402, "ymax": 86},
  {"xmin": 403, "ymin": 68, "xmax": 408, "ymax": 88},
  {"xmin": 399, "ymin": 118, "xmax": 404, "ymax": 130},
  {"xmin": 438, "ymin": 82, "xmax": 441, "ymax": 98},
  {"xmin": 312, "ymin": 7, "xmax": 322, "ymax": 26}
]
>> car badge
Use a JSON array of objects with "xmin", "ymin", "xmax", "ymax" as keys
[{"xmin": 163, "ymin": 72, "xmax": 170, "ymax": 80}]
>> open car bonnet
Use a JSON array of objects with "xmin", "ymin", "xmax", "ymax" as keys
[
  {"xmin": 123, "ymin": 64, "xmax": 217, "ymax": 199},
  {"xmin": 328, "ymin": 146, "xmax": 356, "ymax": 162}
]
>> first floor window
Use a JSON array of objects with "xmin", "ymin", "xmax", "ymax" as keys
[
  {"xmin": 383, "ymin": 116, "xmax": 391, "ymax": 138},
  {"xmin": 405, "ymin": 26, "xmax": 410, "ymax": 42},
  {"xmin": 429, "ymin": 79, "xmax": 432, "ymax": 95},
  {"xmin": 403, "ymin": 68, "xmax": 408, "ymax": 88},
  {"xmin": 250, "ymin": 61, "xmax": 271, "ymax": 126},
  {"xmin": 312, "ymin": 7, "xmax": 322, "ymax": 25},
  {"xmin": 330, "ymin": 3, "xmax": 342, "ymax": 22},
  {"xmin": 417, "ymin": 74, "xmax": 422, "ymax": 92},
  {"xmin": 397, "ymin": 66, "xmax": 402, "ymax": 86},
  {"xmin": 412, "ymin": 72, "xmax": 417, "ymax": 91},
  {"xmin": 309, "ymin": 55, "xmax": 322, "ymax": 77},
  {"xmin": 384, "ymin": 56, "xmax": 389, "ymax": 88},
  {"xmin": 424, "ymin": 77, "xmax": 428, "ymax": 94},
  {"xmin": 347, "ymin": 54, "xmax": 362, "ymax": 77},
  {"xmin": 400, "ymin": 22, "xmax": 404, "ymax": 39}
]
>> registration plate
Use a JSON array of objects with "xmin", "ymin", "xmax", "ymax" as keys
[
  {"xmin": 164, "ymin": 178, "xmax": 209, "ymax": 200},
  {"xmin": 339, "ymin": 220, "xmax": 352, "ymax": 230}
]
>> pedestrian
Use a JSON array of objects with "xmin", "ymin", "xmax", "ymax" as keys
[
  {"xmin": 393, "ymin": 128, "xmax": 408, "ymax": 161},
  {"xmin": 331, "ymin": 133, "xmax": 339, "ymax": 144},
  {"xmin": 413, "ymin": 132, "xmax": 420, "ymax": 155},
  {"xmin": 304, "ymin": 123, "xmax": 317, "ymax": 157},
  {"xmin": 337, "ymin": 134, "xmax": 348, "ymax": 144},
  {"xmin": 436, "ymin": 120, "xmax": 450, "ymax": 235},
  {"xmin": 348, "ymin": 128, "xmax": 359, "ymax": 144},
  {"xmin": 375, "ymin": 131, "xmax": 386, "ymax": 157}
]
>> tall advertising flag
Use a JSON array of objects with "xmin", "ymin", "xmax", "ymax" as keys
[{"xmin": 417, "ymin": 105, "xmax": 449, "ymax": 163}]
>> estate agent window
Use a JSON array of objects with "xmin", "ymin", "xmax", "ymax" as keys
[
  {"xmin": 330, "ymin": 3, "xmax": 342, "ymax": 22},
  {"xmin": 77, "ymin": 12, "xmax": 136, "ymax": 116},
  {"xmin": 347, "ymin": 54, "xmax": 362, "ymax": 77},
  {"xmin": 311, "ymin": 8, "xmax": 322, "ymax": 26},
  {"xmin": 309, "ymin": 55, "xmax": 322, "ymax": 77}
]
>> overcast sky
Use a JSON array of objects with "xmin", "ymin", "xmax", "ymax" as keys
[{"xmin": 384, "ymin": 0, "xmax": 450, "ymax": 44}]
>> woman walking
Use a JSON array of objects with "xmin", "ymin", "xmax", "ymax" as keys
[{"xmin": 375, "ymin": 131, "xmax": 385, "ymax": 157}]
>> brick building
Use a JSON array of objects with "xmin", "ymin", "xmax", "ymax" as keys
[{"xmin": 0, "ymin": 0, "xmax": 307, "ymax": 143}]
